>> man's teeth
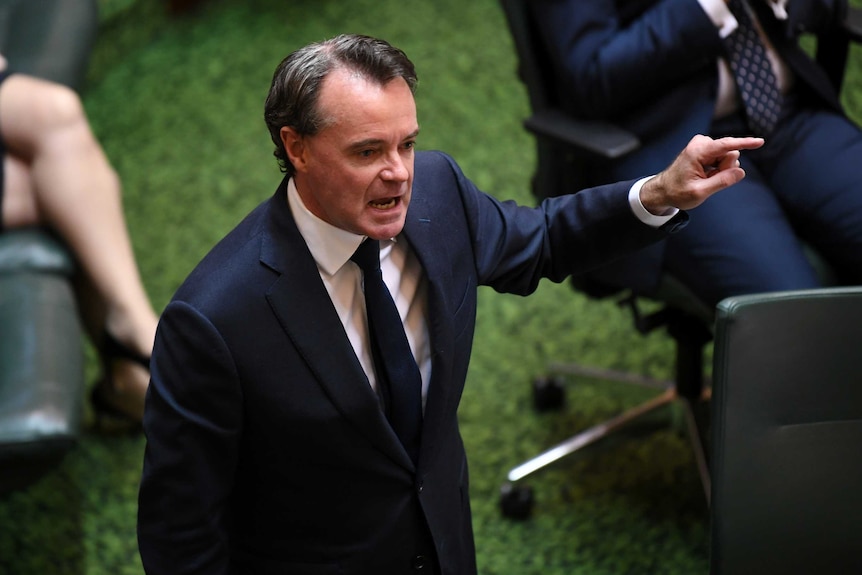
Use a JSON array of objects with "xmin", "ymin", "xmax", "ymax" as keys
[{"xmin": 370, "ymin": 198, "xmax": 397, "ymax": 209}]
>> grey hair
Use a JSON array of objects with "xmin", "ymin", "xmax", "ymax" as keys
[{"xmin": 263, "ymin": 34, "xmax": 418, "ymax": 175}]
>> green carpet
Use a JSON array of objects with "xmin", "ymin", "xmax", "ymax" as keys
[{"xmin": 1, "ymin": 0, "xmax": 860, "ymax": 573}]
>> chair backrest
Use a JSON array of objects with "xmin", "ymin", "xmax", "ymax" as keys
[
  {"xmin": 710, "ymin": 287, "xmax": 862, "ymax": 574},
  {"xmin": 815, "ymin": 6, "xmax": 862, "ymax": 93},
  {"xmin": 0, "ymin": 0, "xmax": 99, "ymax": 91},
  {"xmin": 498, "ymin": 0, "xmax": 557, "ymax": 118},
  {"xmin": 498, "ymin": 0, "xmax": 640, "ymax": 203},
  {"xmin": 499, "ymin": 0, "xmax": 578, "ymax": 201}
]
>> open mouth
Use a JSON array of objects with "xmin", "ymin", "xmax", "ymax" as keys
[{"xmin": 369, "ymin": 197, "xmax": 398, "ymax": 210}]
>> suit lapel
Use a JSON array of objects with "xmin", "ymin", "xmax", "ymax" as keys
[
  {"xmin": 402, "ymin": 188, "xmax": 459, "ymax": 470},
  {"xmin": 260, "ymin": 179, "xmax": 412, "ymax": 470}
]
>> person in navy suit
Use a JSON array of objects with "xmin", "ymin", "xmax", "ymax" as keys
[
  {"xmin": 136, "ymin": 34, "xmax": 762, "ymax": 574},
  {"xmin": 533, "ymin": 0, "xmax": 862, "ymax": 305}
]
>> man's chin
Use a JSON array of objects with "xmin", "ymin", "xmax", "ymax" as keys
[
  {"xmin": 360, "ymin": 205, "xmax": 408, "ymax": 239},
  {"xmin": 364, "ymin": 218, "xmax": 407, "ymax": 241}
]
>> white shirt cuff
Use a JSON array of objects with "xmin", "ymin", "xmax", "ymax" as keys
[
  {"xmin": 768, "ymin": 0, "xmax": 789, "ymax": 20},
  {"xmin": 629, "ymin": 176, "xmax": 679, "ymax": 228}
]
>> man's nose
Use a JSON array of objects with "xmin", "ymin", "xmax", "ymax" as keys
[{"xmin": 381, "ymin": 152, "xmax": 409, "ymax": 181}]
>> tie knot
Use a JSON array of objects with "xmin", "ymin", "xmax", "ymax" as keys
[{"xmin": 350, "ymin": 239, "xmax": 381, "ymax": 272}]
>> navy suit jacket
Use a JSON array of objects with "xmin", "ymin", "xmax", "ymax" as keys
[
  {"xmin": 533, "ymin": 0, "xmax": 847, "ymax": 292},
  {"xmin": 137, "ymin": 150, "xmax": 682, "ymax": 575}
]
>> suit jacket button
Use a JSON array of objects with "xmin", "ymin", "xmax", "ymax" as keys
[{"xmin": 412, "ymin": 555, "xmax": 428, "ymax": 570}]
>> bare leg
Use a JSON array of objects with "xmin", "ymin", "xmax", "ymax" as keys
[{"xmin": 1, "ymin": 74, "xmax": 157, "ymax": 421}]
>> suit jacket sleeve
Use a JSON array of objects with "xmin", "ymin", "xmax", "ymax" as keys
[
  {"xmin": 532, "ymin": 0, "xmax": 724, "ymax": 119},
  {"xmin": 424, "ymin": 151, "xmax": 683, "ymax": 296},
  {"xmin": 138, "ymin": 300, "xmax": 242, "ymax": 575}
]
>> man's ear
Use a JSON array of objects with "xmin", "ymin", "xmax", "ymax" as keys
[{"xmin": 281, "ymin": 126, "xmax": 307, "ymax": 172}]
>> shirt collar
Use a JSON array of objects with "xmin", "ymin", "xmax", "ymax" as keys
[{"xmin": 286, "ymin": 178, "xmax": 396, "ymax": 276}]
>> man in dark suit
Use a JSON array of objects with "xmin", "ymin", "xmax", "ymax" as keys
[
  {"xmin": 533, "ymin": 0, "xmax": 862, "ymax": 305},
  {"xmin": 136, "ymin": 34, "xmax": 761, "ymax": 574}
]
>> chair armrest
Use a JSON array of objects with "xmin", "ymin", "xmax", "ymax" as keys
[
  {"xmin": 524, "ymin": 108, "xmax": 641, "ymax": 159},
  {"xmin": 815, "ymin": 5, "xmax": 862, "ymax": 93}
]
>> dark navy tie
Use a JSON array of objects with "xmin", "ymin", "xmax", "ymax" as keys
[
  {"xmin": 351, "ymin": 239, "xmax": 422, "ymax": 464},
  {"xmin": 724, "ymin": 0, "xmax": 783, "ymax": 135}
]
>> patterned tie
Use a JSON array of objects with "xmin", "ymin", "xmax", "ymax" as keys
[
  {"xmin": 351, "ymin": 239, "xmax": 422, "ymax": 464},
  {"xmin": 723, "ymin": 0, "xmax": 783, "ymax": 135}
]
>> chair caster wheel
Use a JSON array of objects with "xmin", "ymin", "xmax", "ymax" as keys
[
  {"xmin": 499, "ymin": 482, "xmax": 534, "ymax": 520},
  {"xmin": 532, "ymin": 375, "xmax": 565, "ymax": 411}
]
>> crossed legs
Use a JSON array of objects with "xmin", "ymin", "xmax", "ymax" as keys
[{"xmin": 0, "ymin": 73, "xmax": 157, "ymax": 421}]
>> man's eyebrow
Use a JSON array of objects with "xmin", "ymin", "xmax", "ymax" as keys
[
  {"xmin": 347, "ymin": 137, "xmax": 385, "ymax": 151},
  {"xmin": 346, "ymin": 130, "xmax": 420, "ymax": 151}
]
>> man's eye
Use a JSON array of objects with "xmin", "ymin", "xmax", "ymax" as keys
[
  {"xmin": 404, "ymin": 141, "xmax": 415, "ymax": 150},
  {"xmin": 359, "ymin": 149, "xmax": 375, "ymax": 158}
]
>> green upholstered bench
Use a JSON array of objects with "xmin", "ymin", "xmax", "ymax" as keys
[{"xmin": 0, "ymin": 0, "xmax": 98, "ymax": 493}]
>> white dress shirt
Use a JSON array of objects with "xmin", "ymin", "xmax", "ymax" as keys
[{"xmin": 287, "ymin": 178, "xmax": 433, "ymax": 408}]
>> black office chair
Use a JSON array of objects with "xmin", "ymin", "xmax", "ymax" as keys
[
  {"xmin": 710, "ymin": 287, "xmax": 862, "ymax": 575},
  {"xmin": 497, "ymin": 0, "xmax": 862, "ymax": 519}
]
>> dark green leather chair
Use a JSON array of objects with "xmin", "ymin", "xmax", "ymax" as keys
[
  {"xmin": 710, "ymin": 287, "xmax": 862, "ymax": 574},
  {"xmin": 0, "ymin": 0, "xmax": 99, "ymax": 494}
]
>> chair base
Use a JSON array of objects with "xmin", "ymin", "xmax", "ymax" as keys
[{"xmin": 500, "ymin": 361, "xmax": 711, "ymax": 519}]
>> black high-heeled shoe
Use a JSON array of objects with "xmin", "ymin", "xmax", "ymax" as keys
[{"xmin": 90, "ymin": 331, "xmax": 150, "ymax": 433}]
